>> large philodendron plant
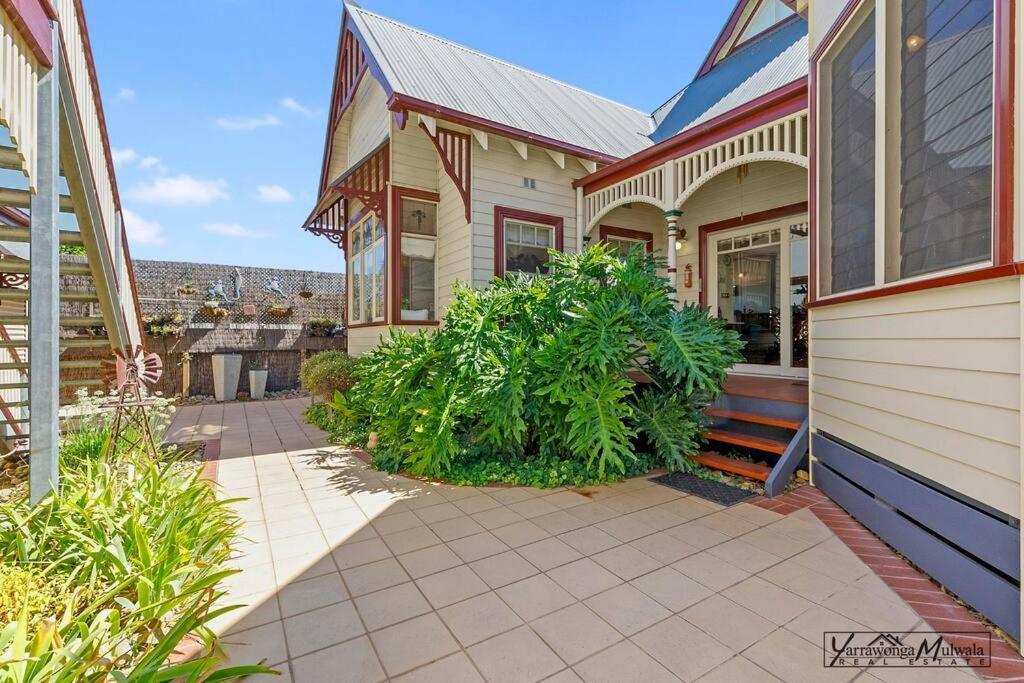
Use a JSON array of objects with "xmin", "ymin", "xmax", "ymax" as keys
[{"xmin": 343, "ymin": 244, "xmax": 744, "ymax": 478}]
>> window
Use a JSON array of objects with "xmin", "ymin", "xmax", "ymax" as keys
[
  {"xmin": 505, "ymin": 221, "xmax": 554, "ymax": 274},
  {"xmin": 348, "ymin": 213, "xmax": 385, "ymax": 323},
  {"xmin": 817, "ymin": 0, "xmax": 998, "ymax": 298},
  {"xmin": 494, "ymin": 207, "xmax": 564, "ymax": 277},
  {"xmin": 821, "ymin": 7, "xmax": 876, "ymax": 295},
  {"xmin": 599, "ymin": 226, "xmax": 655, "ymax": 257},
  {"xmin": 897, "ymin": 0, "xmax": 993, "ymax": 278},
  {"xmin": 398, "ymin": 196, "xmax": 437, "ymax": 321}
]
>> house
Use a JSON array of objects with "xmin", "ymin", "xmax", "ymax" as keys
[
  {"xmin": 0, "ymin": 1, "xmax": 145, "ymax": 501},
  {"xmin": 303, "ymin": 0, "xmax": 1023, "ymax": 641}
]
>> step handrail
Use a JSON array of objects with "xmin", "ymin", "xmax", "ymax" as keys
[{"xmin": 764, "ymin": 417, "xmax": 810, "ymax": 498}]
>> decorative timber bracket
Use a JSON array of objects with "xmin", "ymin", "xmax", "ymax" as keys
[
  {"xmin": 419, "ymin": 117, "xmax": 471, "ymax": 223},
  {"xmin": 304, "ymin": 144, "xmax": 390, "ymax": 250}
]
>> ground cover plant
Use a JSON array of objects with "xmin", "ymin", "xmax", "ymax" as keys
[
  {"xmin": 0, "ymin": 391, "xmax": 268, "ymax": 681},
  {"xmin": 316, "ymin": 244, "xmax": 743, "ymax": 485}
]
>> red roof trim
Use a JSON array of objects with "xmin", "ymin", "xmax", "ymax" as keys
[
  {"xmin": 0, "ymin": 207, "xmax": 29, "ymax": 227},
  {"xmin": 388, "ymin": 93, "xmax": 621, "ymax": 165},
  {"xmin": 696, "ymin": 0, "xmax": 753, "ymax": 78},
  {"xmin": 575, "ymin": 77, "xmax": 807, "ymax": 194},
  {"xmin": 0, "ymin": 0, "xmax": 55, "ymax": 67}
]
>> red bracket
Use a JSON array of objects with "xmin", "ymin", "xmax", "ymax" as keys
[{"xmin": 419, "ymin": 122, "xmax": 472, "ymax": 223}]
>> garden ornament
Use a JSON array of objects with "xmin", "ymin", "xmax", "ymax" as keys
[
  {"xmin": 264, "ymin": 277, "xmax": 287, "ymax": 297},
  {"xmin": 100, "ymin": 345, "xmax": 164, "ymax": 459}
]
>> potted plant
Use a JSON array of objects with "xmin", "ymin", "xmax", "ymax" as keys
[
  {"xmin": 201, "ymin": 300, "xmax": 228, "ymax": 318},
  {"xmin": 298, "ymin": 274, "xmax": 313, "ymax": 299},
  {"xmin": 176, "ymin": 282, "xmax": 196, "ymax": 296},
  {"xmin": 267, "ymin": 304, "xmax": 293, "ymax": 318},
  {"xmin": 248, "ymin": 365, "xmax": 268, "ymax": 400},
  {"xmin": 143, "ymin": 312, "xmax": 184, "ymax": 337},
  {"xmin": 306, "ymin": 318, "xmax": 337, "ymax": 337}
]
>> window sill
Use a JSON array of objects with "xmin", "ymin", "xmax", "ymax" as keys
[{"xmin": 807, "ymin": 262, "xmax": 1023, "ymax": 308}]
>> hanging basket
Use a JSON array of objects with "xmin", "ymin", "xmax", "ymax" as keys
[
  {"xmin": 298, "ymin": 289, "xmax": 314, "ymax": 299},
  {"xmin": 267, "ymin": 305, "xmax": 293, "ymax": 318},
  {"xmin": 176, "ymin": 284, "xmax": 197, "ymax": 296},
  {"xmin": 201, "ymin": 301, "xmax": 228, "ymax": 318}
]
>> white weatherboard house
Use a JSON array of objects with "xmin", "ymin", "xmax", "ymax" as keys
[{"xmin": 303, "ymin": 0, "xmax": 1024, "ymax": 641}]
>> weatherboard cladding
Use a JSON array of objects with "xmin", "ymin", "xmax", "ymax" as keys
[
  {"xmin": 346, "ymin": 4, "xmax": 654, "ymax": 159},
  {"xmin": 649, "ymin": 16, "xmax": 808, "ymax": 143}
]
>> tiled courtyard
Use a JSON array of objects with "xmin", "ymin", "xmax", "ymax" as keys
[{"xmin": 165, "ymin": 398, "xmax": 987, "ymax": 682}]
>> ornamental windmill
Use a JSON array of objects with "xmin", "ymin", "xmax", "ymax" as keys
[{"xmin": 100, "ymin": 345, "xmax": 164, "ymax": 458}]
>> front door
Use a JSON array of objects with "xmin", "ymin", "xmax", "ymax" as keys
[{"xmin": 706, "ymin": 215, "xmax": 808, "ymax": 377}]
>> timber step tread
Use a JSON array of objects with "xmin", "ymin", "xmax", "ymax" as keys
[
  {"xmin": 692, "ymin": 451, "xmax": 771, "ymax": 481},
  {"xmin": 0, "ymin": 260, "xmax": 92, "ymax": 276},
  {"xmin": 722, "ymin": 376, "xmax": 809, "ymax": 404},
  {"xmin": 0, "ymin": 316, "xmax": 104, "ymax": 327},
  {"xmin": 0, "ymin": 225, "xmax": 84, "ymax": 245},
  {"xmin": 705, "ymin": 408, "xmax": 803, "ymax": 431},
  {"xmin": 0, "ymin": 289, "xmax": 99, "ymax": 302},
  {"xmin": 704, "ymin": 427, "xmax": 789, "ymax": 455}
]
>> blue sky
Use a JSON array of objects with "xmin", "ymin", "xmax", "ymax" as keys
[{"xmin": 87, "ymin": 1, "xmax": 734, "ymax": 272}]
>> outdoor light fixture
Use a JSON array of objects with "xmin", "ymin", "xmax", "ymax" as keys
[{"xmin": 906, "ymin": 34, "xmax": 925, "ymax": 52}]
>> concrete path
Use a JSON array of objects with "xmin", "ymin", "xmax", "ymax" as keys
[{"xmin": 165, "ymin": 398, "xmax": 983, "ymax": 682}]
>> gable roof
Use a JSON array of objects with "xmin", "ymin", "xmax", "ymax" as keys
[
  {"xmin": 649, "ymin": 15, "xmax": 807, "ymax": 143},
  {"xmin": 345, "ymin": 2, "xmax": 654, "ymax": 160}
]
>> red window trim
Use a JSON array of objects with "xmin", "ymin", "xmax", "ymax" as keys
[
  {"xmin": 493, "ymin": 206, "xmax": 565, "ymax": 278},
  {"xmin": 808, "ymin": 0, "xmax": 1015, "ymax": 305},
  {"xmin": 697, "ymin": 202, "xmax": 808, "ymax": 307},
  {"xmin": 390, "ymin": 186, "xmax": 441, "ymax": 325},
  {"xmin": 598, "ymin": 225, "xmax": 654, "ymax": 252}
]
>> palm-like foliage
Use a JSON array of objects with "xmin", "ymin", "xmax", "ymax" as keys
[{"xmin": 344, "ymin": 244, "xmax": 744, "ymax": 477}]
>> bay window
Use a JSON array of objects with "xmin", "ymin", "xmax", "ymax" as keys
[
  {"xmin": 398, "ymin": 196, "xmax": 438, "ymax": 321},
  {"xmin": 817, "ymin": 0, "xmax": 997, "ymax": 298},
  {"xmin": 349, "ymin": 213, "xmax": 386, "ymax": 323}
]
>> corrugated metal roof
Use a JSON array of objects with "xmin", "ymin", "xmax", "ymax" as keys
[
  {"xmin": 649, "ymin": 17, "xmax": 808, "ymax": 142},
  {"xmin": 680, "ymin": 34, "xmax": 808, "ymax": 133},
  {"xmin": 346, "ymin": 3, "xmax": 654, "ymax": 159}
]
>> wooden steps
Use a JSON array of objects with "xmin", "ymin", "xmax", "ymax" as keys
[
  {"xmin": 692, "ymin": 452, "xmax": 771, "ymax": 481},
  {"xmin": 705, "ymin": 408, "xmax": 803, "ymax": 431},
  {"xmin": 703, "ymin": 428, "xmax": 788, "ymax": 456}
]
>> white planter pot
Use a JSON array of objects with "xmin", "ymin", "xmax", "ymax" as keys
[
  {"xmin": 249, "ymin": 369, "xmax": 268, "ymax": 400},
  {"xmin": 212, "ymin": 354, "xmax": 242, "ymax": 402}
]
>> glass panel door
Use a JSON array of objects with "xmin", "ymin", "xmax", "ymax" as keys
[{"xmin": 707, "ymin": 216, "xmax": 808, "ymax": 377}]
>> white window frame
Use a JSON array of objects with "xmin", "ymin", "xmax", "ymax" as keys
[
  {"xmin": 815, "ymin": 0, "xmax": 997, "ymax": 301},
  {"xmin": 503, "ymin": 219, "xmax": 557, "ymax": 276},
  {"xmin": 348, "ymin": 212, "xmax": 386, "ymax": 324}
]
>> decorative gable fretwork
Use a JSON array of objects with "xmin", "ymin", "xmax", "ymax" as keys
[
  {"xmin": 335, "ymin": 29, "xmax": 367, "ymax": 123},
  {"xmin": 304, "ymin": 144, "xmax": 389, "ymax": 250},
  {"xmin": 419, "ymin": 121, "xmax": 472, "ymax": 223},
  {"xmin": 304, "ymin": 195, "xmax": 346, "ymax": 249},
  {"xmin": 583, "ymin": 110, "xmax": 808, "ymax": 231}
]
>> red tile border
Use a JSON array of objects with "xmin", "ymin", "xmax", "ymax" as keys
[
  {"xmin": 804, "ymin": 493, "xmax": 1024, "ymax": 681},
  {"xmin": 749, "ymin": 486, "xmax": 1024, "ymax": 679}
]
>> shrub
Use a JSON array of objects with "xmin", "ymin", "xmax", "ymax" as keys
[
  {"xmin": 341, "ymin": 244, "xmax": 743, "ymax": 479},
  {"xmin": 0, "ymin": 425, "xmax": 269, "ymax": 679},
  {"xmin": 300, "ymin": 349, "xmax": 359, "ymax": 399}
]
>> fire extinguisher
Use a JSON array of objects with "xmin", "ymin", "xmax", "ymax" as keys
[{"xmin": 683, "ymin": 263, "xmax": 693, "ymax": 289}]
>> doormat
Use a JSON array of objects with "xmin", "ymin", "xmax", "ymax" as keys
[{"xmin": 649, "ymin": 472, "xmax": 757, "ymax": 506}]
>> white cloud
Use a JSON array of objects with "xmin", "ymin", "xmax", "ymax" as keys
[
  {"xmin": 215, "ymin": 113, "xmax": 281, "ymax": 130},
  {"xmin": 257, "ymin": 184, "xmax": 293, "ymax": 203},
  {"xmin": 202, "ymin": 222, "xmax": 268, "ymax": 239},
  {"xmin": 112, "ymin": 148, "xmax": 138, "ymax": 167},
  {"xmin": 138, "ymin": 155, "xmax": 167, "ymax": 173},
  {"xmin": 280, "ymin": 97, "xmax": 315, "ymax": 116},
  {"xmin": 127, "ymin": 174, "xmax": 229, "ymax": 205},
  {"xmin": 117, "ymin": 87, "xmax": 136, "ymax": 103},
  {"xmin": 122, "ymin": 209, "xmax": 165, "ymax": 246}
]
